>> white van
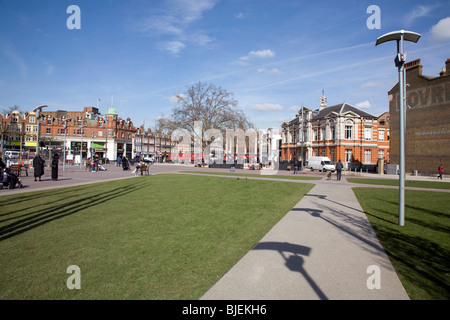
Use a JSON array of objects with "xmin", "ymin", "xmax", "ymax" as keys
[
  {"xmin": 4, "ymin": 150, "xmax": 20, "ymax": 158},
  {"xmin": 307, "ymin": 156, "xmax": 336, "ymax": 172}
]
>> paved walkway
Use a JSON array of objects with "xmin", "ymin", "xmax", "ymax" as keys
[
  {"xmin": 201, "ymin": 178, "xmax": 410, "ymax": 300},
  {"xmin": 3, "ymin": 163, "xmax": 448, "ymax": 299}
]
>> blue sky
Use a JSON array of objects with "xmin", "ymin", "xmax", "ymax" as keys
[{"xmin": 1, "ymin": 0, "xmax": 449, "ymax": 130}]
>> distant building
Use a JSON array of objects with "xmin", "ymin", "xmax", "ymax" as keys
[
  {"xmin": 281, "ymin": 92, "xmax": 389, "ymax": 171},
  {"xmin": 388, "ymin": 58, "xmax": 450, "ymax": 174}
]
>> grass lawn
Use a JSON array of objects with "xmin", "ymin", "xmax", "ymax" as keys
[
  {"xmin": 0, "ymin": 174, "xmax": 313, "ymax": 300},
  {"xmin": 181, "ymin": 170, "xmax": 322, "ymax": 181},
  {"xmin": 348, "ymin": 178, "xmax": 450, "ymax": 190},
  {"xmin": 352, "ymin": 187, "xmax": 450, "ymax": 300}
]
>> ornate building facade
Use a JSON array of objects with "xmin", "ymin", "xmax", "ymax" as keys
[{"xmin": 281, "ymin": 92, "xmax": 389, "ymax": 171}]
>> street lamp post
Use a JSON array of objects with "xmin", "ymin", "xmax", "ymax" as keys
[
  {"xmin": 376, "ymin": 30, "xmax": 421, "ymax": 226},
  {"xmin": 61, "ymin": 118, "xmax": 72, "ymax": 171},
  {"xmin": 33, "ymin": 105, "xmax": 48, "ymax": 157},
  {"xmin": 79, "ymin": 125, "xmax": 86, "ymax": 169}
]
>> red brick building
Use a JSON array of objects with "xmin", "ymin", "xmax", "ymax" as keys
[
  {"xmin": 388, "ymin": 58, "xmax": 450, "ymax": 174},
  {"xmin": 281, "ymin": 93, "xmax": 389, "ymax": 171}
]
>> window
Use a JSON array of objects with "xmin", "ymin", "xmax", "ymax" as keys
[
  {"xmin": 46, "ymin": 128, "xmax": 51, "ymax": 134},
  {"xmin": 331, "ymin": 126, "xmax": 336, "ymax": 140},
  {"xmin": 364, "ymin": 127, "xmax": 372, "ymax": 140},
  {"xmin": 330, "ymin": 149, "xmax": 335, "ymax": 162},
  {"xmin": 378, "ymin": 150, "xmax": 384, "ymax": 159},
  {"xmin": 364, "ymin": 150, "xmax": 371, "ymax": 163},
  {"xmin": 379, "ymin": 130, "xmax": 385, "ymax": 141},
  {"xmin": 345, "ymin": 125, "xmax": 352, "ymax": 139},
  {"xmin": 345, "ymin": 149, "xmax": 352, "ymax": 163},
  {"xmin": 26, "ymin": 125, "xmax": 31, "ymax": 132},
  {"xmin": 321, "ymin": 149, "xmax": 326, "ymax": 156},
  {"xmin": 313, "ymin": 128, "xmax": 318, "ymax": 141},
  {"xmin": 29, "ymin": 116, "xmax": 36, "ymax": 123},
  {"xmin": 320, "ymin": 127, "xmax": 325, "ymax": 140}
]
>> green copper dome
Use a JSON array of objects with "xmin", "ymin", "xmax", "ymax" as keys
[{"xmin": 106, "ymin": 106, "xmax": 118, "ymax": 115}]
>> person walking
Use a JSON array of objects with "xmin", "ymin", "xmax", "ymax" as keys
[
  {"xmin": 51, "ymin": 153, "xmax": 59, "ymax": 181},
  {"xmin": 438, "ymin": 164, "xmax": 444, "ymax": 180},
  {"xmin": 33, "ymin": 154, "xmax": 45, "ymax": 181},
  {"xmin": 336, "ymin": 159, "xmax": 344, "ymax": 181}
]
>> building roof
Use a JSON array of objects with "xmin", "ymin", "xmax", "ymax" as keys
[{"xmin": 312, "ymin": 102, "xmax": 377, "ymax": 120}]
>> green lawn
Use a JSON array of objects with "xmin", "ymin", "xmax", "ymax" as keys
[
  {"xmin": 181, "ymin": 170, "xmax": 322, "ymax": 180},
  {"xmin": 352, "ymin": 187, "xmax": 450, "ymax": 300},
  {"xmin": 0, "ymin": 174, "xmax": 313, "ymax": 300},
  {"xmin": 348, "ymin": 178, "xmax": 450, "ymax": 190}
]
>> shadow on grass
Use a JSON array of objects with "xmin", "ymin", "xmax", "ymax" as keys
[
  {"xmin": 0, "ymin": 181, "xmax": 148, "ymax": 242},
  {"xmin": 370, "ymin": 226, "xmax": 450, "ymax": 299}
]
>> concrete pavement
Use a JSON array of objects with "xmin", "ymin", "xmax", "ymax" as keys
[{"xmin": 200, "ymin": 178, "xmax": 410, "ymax": 300}]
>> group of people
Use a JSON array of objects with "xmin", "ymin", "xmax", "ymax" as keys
[
  {"xmin": 86, "ymin": 158, "xmax": 107, "ymax": 172},
  {"xmin": 32, "ymin": 153, "xmax": 59, "ymax": 181}
]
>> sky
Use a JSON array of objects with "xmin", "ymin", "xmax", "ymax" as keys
[{"xmin": 1, "ymin": 0, "xmax": 449, "ymax": 130}]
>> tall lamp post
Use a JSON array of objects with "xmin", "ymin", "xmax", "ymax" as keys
[
  {"xmin": 375, "ymin": 30, "xmax": 421, "ymax": 226},
  {"xmin": 33, "ymin": 105, "xmax": 48, "ymax": 157},
  {"xmin": 61, "ymin": 118, "xmax": 72, "ymax": 171},
  {"xmin": 79, "ymin": 125, "xmax": 86, "ymax": 169}
]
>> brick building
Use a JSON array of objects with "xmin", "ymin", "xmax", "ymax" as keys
[
  {"xmin": 281, "ymin": 92, "xmax": 389, "ymax": 171},
  {"xmin": 388, "ymin": 58, "xmax": 450, "ymax": 174},
  {"xmin": 0, "ymin": 110, "xmax": 38, "ymax": 157}
]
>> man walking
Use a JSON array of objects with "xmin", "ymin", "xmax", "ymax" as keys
[
  {"xmin": 438, "ymin": 164, "xmax": 444, "ymax": 180},
  {"xmin": 336, "ymin": 159, "xmax": 344, "ymax": 181}
]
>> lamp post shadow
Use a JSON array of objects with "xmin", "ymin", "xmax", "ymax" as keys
[{"xmin": 253, "ymin": 241, "xmax": 328, "ymax": 300}]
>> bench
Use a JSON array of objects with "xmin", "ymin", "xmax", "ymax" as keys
[
  {"xmin": 10, "ymin": 164, "xmax": 28, "ymax": 176},
  {"xmin": 138, "ymin": 164, "xmax": 150, "ymax": 175}
]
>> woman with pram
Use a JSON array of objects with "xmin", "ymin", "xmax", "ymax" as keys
[{"xmin": 122, "ymin": 156, "xmax": 130, "ymax": 170}]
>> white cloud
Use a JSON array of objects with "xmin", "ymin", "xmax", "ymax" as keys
[
  {"xmin": 136, "ymin": 0, "xmax": 217, "ymax": 55},
  {"xmin": 289, "ymin": 105, "xmax": 299, "ymax": 112},
  {"xmin": 248, "ymin": 103, "xmax": 283, "ymax": 112},
  {"xmin": 355, "ymin": 100, "xmax": 373, "ymax": 110},
  {"xmin": 430, "ymin": 17, "xmax": 450, "ymax": 42},
  {"xmin": 249, "ymin": 49, "xmax": 275, "ymax": 58},
  {"xmin": 239, "ymin": 49, "xmax": 275, "ymax": 62},
  {"xmin": 361, "ymin": 81, "xmax": 385, "ymax": 88},
  {"xmin": 161, "ymin": 41, "xmax": 186, "ymax": 55},
  {"xmin": 258, "ymin": 67, "xmax": 283, "ymax": 74},
  {"xmin": 235, "ymin": 12, "xmax": 244, "ymax": 19},
  {"xmin": 404, "ymin": 5, "xmax": 434, "ymax": 26}
]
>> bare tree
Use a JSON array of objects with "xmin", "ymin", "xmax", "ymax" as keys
[
  {"xmin": 1, "ymin": 105, "xmax": 23, "ymax": 115},
  {"xmin": 162, "ymin": 82, "xmax": 254, "ymax": 163},
  {"xmin": 165, "ymin": 81, "xmax": 253, "ymax": 135}
]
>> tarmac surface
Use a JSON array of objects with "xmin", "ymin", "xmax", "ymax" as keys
[{"xmin": 2, "ymin": 161, "xmax": 449, "ymax": 300}]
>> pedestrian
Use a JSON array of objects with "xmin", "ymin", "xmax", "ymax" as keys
[
  {"xmin": 438, "ymin": 164, "xmax": 444, "ymax": 180},
  {"xmin": 33, "ymin": 154, "xmax": 45, "ymax": 181},
  {"xmin": 293, "ymin": 161, "xmax": 299, "ymax": 174},
  {"xmin": 117, "ymin": 155, "xmax": 121, "ymax": 167},
  {"xmin": 336, "ymin": 159, "xmax": 344, "ymax": 181},
  {"xmin": 51, "ymin": 153, "xmax": 59, "ymax": 181}
]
